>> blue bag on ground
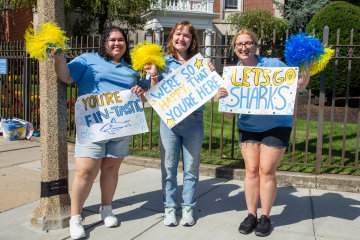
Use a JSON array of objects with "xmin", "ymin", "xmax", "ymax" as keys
[{"xmin": 2, "ymin": 121, "xmax": 27, "ymax": 140}]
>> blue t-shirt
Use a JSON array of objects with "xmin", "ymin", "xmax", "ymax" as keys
[
  {"xmin": 145, "ymin": 54, "xmax": 205, "ymax": 111},
  {"xmin": 68, "ymin": 53, "xmax": 148, "ymax": 96},
  {"xmin": 236, "ymin": 55, "xmax": 293, "ymax": 132}
]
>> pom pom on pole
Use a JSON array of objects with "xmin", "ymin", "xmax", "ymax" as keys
[
  {"xmin": 24, "ymin": 22, "xmax": 70, "ymax": 61},
  {"xmin": 284, "ymin": 32, "xmax": 334, "ymax": 76},
  {"xmin": 131, "ymin": 41, "xmax": 166, "ymax": 78}
]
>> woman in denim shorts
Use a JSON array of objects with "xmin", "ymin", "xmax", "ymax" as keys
[
  {"xmin": 144, "ymin": 21, "xmax": 215, "ymax": 226},
  {"xmin": 217, "ymin": 29, "xmax": 311, "ymax": 237},
  {"xmin": 54, "ymin": 26, "xmax": 147, "ymax": 239}
]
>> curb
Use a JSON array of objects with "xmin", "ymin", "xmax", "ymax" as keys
[{"xmin": 29, "ymin": 136, "xmax": 360, "ymax": 193}]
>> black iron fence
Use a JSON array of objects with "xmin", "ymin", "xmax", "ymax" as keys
[{"xmin": 1, "ymin": 27, "xmax": 359, "ymax": 174}]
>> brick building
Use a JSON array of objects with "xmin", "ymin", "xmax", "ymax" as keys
[
  {"xmin": 1, "ymin": 0, "xmax": 284, "ymax": 42},
  {"xmin": 143, "ymin": 0, "xmax": 284, "ymax": 69},
  {"xmin": 1, "ymin": 7, "xmax": 34, "ymax": 42}
]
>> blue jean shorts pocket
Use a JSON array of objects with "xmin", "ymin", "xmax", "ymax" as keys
[{"xmin": 191, "ymin": 111, "xmax": 203, "ymax": 119}]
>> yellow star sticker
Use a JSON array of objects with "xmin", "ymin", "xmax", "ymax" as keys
[
  {"xmin": 166, "ymin": 118, "xmax": 176, "ymax": 128},
  {"xmin": 194, "ymin": 58, "xmax": 203, "ymax": 69}
]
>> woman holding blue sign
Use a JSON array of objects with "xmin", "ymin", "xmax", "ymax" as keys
[
  {"xmin": 144, "ymin": 21, "xmax": 215, "ymax": 227},
  {"xmin": 217, "ymin": 29, "xmax": 311, "ymax": 237},
  {"xmin": 53, "ymin": 26, "xmax": 147, "ymax": 239}
]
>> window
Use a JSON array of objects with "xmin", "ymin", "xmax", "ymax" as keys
[{"xmin": 224, "ymin": 0, "xmax": 238, "ymax": 9}]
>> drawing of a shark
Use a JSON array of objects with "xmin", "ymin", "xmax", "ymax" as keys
[{"xmin": 100, "ymin": 118, "xmax": 131, "ymax": 135}]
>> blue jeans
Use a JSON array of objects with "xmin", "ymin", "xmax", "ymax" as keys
[{"xmin": 160, "ymin": 111, "xmax": 204, "ymax": 209}]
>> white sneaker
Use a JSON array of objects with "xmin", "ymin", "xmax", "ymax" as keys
[
  {"xmin": 181, "ymin": 206, "xmax": 194, "ymax": 226},
  {"xmin": 69, "ymin": 215, "xmax": 85, "ymax": 239},
  {"xmin": 164, "ymin": 207, "xmax": 178, "ymax": 226},
  {"xmin": 99, "ymin": 205, "xmax": 118, "ymax": 227}
]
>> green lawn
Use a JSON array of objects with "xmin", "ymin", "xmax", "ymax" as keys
[
  {"xmin": 129, "ymin": 101, "xmax": 360, "ymax": 175},
  {"xmin": 6, "ymin": 76, "xmax": 359, "ymax": 175}
]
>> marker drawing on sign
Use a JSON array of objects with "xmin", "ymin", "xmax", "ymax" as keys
[
  {"xmin": 194, "ymin": 58, "xmax": 203, "ymax": 69},
  {"xmin": 100, "ymin": 118, "xmax": 131, "ymax": 135},
  {"xmin": 166, "ymin": 118, "xmax": 176, "ymax": 128}
]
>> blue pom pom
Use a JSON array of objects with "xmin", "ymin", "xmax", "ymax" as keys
[{"xmin": 284, "ymin": 32, "xmax": 325, "ymax": 68}]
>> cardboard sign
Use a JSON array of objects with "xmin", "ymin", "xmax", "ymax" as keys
[
  {"xmin": 75, "ymin": 90, "xmax": 149, "ymax": 144},
  {"xmin": 218, "ymin": 66, "xmax": 299, "ymax": 115},
  {"xmin": 144, "ymin": 53, "xmax": 222, "ymax": 129}
]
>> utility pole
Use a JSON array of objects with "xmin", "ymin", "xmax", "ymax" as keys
[{"xmin": 30, "ymin": 0, "xmax": 71, "ymax": 230}]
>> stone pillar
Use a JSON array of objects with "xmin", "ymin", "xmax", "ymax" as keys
[
  {"xmin": 30, "ymin": 0, "xmax": 71, "ymax": 230},
  {"xmin": 152, "ymin": 27, "xmax": 163, "ymax": 45},
  {"xmin": 204, "ymin": 29, "xmax": 214, "ymax": 64},
  {"xmin": 145, "ymin": 30, "xmax": 153, "ymax": 43}
]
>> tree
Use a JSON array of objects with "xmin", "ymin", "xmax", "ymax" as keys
[
  {"xmin": 0, "ymin": 0, "xmax": 166, "ymax": 35},
  {"xmin": 226, "ymin": 8, "xmax": 288, "ymax": 45},
  {"xmin": 305, "ymin": 1, "xmax": 360, "ymax": 104},
  {"xmin": 273, "ymin": 0, "xmax": 330, "ymax": 34}
]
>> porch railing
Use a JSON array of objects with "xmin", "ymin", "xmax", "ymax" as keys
[{"xmin": 165, "ymin": 0, "xmax": 211, "ymax": 12}]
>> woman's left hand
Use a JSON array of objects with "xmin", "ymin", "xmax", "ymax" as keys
[
  {"xmin": 298, "ymin": 61, "xmax": 312, "ymax": 90},
  {"xmin": 131, "ymin": 85, "xmax": 146, "ymax": 97},
  {"xmin": 208, "ymin": 62, "xmax": 215, "ymax": 72},
  {"xmin": 144, "ymin": 62, "xmax": 158, "ymax": 76}
]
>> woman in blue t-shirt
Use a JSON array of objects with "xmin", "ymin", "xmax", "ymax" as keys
[
  {"xmin": 217, "ymin": 29, "xmax": 311, "ymax": 237},
  {"xmin": 144, "ymin": 21, "xmax": 215, "ymax": 227},
  {"xmin": 54, "ymin": 26, "xmax": 147, "ymax": 239}
]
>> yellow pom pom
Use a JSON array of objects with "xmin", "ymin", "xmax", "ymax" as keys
[
  {"xmin": 309, "ymin": 48, "xmax": 335, "ymax": 76},
  {"xmin": 24, "ymin": 22, "xmax": 70, "ymax": 61},
  {"xmin": 131, "ymin": 41, "xmax": 166, "ymax": 78}
]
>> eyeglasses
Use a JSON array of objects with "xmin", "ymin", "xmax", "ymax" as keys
[{"xmin": 234, "ymin": 41, "xmax": 254, "ymax": 49}]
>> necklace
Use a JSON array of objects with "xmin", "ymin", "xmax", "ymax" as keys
[{"xmin": 177, "ymin": 57, "xmax": 189, "ymax": 62}]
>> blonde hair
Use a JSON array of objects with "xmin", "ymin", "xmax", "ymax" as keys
[
  {"xmin": 232, "ymin": 29, "xmax": 259, "ymax": 49},
  {"xmin": 166, "ymin": 21, "xmax": 199, "ymax": 60}
]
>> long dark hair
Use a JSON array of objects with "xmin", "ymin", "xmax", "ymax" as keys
[
  {"xmin": 166, "ymin": 21, "xmax": 199, "ymax": 60},
  {"xmin": 98, "ymin": 26, "xmax": 131, "ymax": 64}
]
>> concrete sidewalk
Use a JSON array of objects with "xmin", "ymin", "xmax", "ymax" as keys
[{"xmin": 1, "ymin": 138, "xmax": 360, "ymax": 240}]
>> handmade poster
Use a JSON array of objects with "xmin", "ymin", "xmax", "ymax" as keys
[
  {"xmin": 75, "ymin": 89, "xmax": 149, "ymax": 144},
  {"xmin": 218, "ymin": 66, "xmax": 298, "ymax": 115},
  {"xmin": 144, "ymin": 53, "xmax": 222, "ymax": 129}
]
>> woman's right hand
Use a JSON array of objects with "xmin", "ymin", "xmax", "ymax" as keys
[
  {"xmin": 51, "ymin": 50, "xmax": 65, "ymax": 61},
  {"xmin": 217, "ymin": 87, "xmax": 228, "ymax": 100},
  {"xmin": 52, "ymin": 50, "xmax": 74, "ymax": 83},
  {"xmin": 144, "ymin": 62, "xmax": 158, "ymax": 77}
]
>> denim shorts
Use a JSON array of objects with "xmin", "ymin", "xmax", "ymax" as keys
[
  {"xmin": 74, "ymin": 135, "xmax": 131, "ymax": 159},
  {"xmin": 238, "ymin": 127, "xmax": 292, "ymax": 148}
]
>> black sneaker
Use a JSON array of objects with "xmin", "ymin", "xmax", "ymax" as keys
[
  {"xmin": 238, "ymin": 213, "xmax": 257, "ymax": 234},
  {"xmin": 255, "ymin": 215, "xmax": 272, "ymax": 237}
]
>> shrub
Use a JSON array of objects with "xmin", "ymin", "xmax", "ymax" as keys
[
  {"xmin": 226, "ymin": 8, "xmax": 288, "ymax": 59},
  {"xmin": 306, "ymin": 1, "xmax": 360, "ymax": 103},
  {"xmin": 226, "ymin": 8, "xmax": 288, "ymax": 43}
]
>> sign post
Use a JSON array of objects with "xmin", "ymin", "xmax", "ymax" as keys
[
  {"xmin": 0, "ymin": 59, "xmax": 7, "ymax": 74},
  {"xmin": 0, "ymin": 59, "xmax": 7, "ymax": 114},
  {"xmin": 30, "ymin": 0, "xmax": 71, "ymax": 230}
]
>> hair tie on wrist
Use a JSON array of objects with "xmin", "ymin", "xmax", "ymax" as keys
[{"xmin": 151, "ymin": 73, "xmax": 159, "ymax": 79}]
